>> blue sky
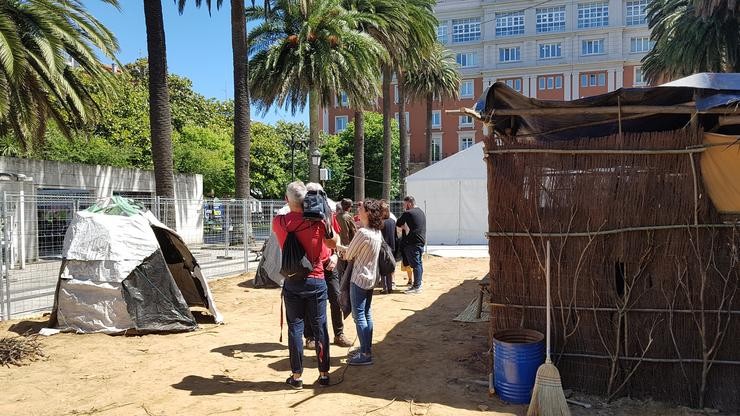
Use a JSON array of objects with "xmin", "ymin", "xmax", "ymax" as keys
[{"xmin": 83, "ymin": 1, "xmax": 308, "ymax": 125}]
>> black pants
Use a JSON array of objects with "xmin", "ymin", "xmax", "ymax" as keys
[{"xmin": 305, "ymin": 265, "xmax": 344, "ymax": 339}]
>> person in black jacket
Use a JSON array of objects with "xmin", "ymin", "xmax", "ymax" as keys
[{"xmin": 379, "ymin": 200, "xmax": 396, "ymax": 294}]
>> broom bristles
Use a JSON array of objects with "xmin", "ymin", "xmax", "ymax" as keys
[{"xmin": 527, "ymin": 362, "xmax": 571, "ymax": 416}]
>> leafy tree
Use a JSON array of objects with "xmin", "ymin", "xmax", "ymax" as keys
[
  {"xmin": 321, "ymin": 112, "xmax": 399, "ymax": 199},
  {"xmin": 643, "ymin": 0, "xmax": 740, "ymax": 82},
  {"xmin": 0, "ymin": 0, "xmax": 119, "ymax": 150},
  {"xmin": 248, "ymin": 0, "xmax": 385, "ymax": 183}
]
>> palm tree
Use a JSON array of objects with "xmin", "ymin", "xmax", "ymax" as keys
[
  {"xmin": 248, "ymin": 0, "xmax": 385, "ymax": 183},
  {"xmin": 143, "ymin": 0, "xmax": 175, "ymax": 198},
  {"xmin": 341, "ymin": 0, "xmax": 409, "ymax": 201},
  {"xmin": 177, "ymin": 0, "xmax": 251, "ymax": 199},
  {"xmin": 388, "ymin": 0, "xmax": 436, "ymax": 199},
  {"xmin": 404, "ymin": 44, "xmax": 460, "ymax": 167},
  {"xmin": 0, "ymin": 0, "xmax": 119, "ymax": 151},
  {"xmin": 643, "ymin": 0, "xmax": 740, "ymax": 83}
]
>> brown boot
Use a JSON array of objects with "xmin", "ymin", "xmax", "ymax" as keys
[{"xmin": 334, "ymin": 334, "xmax": 353, "ymax": 347}]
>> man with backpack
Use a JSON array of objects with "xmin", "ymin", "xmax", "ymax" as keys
[{"xmin": 273, "ymin": 181, "xmax": 338, "ymax": 389}]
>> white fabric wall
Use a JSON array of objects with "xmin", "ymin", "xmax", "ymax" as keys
[{"xmin": 407, "ymin": 179, "xmax": 487, "ymax": 245}]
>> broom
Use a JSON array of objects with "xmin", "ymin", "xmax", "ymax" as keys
[{"xmin": 527, "ymin": 241, "xmax": 570, "ymax": 416}]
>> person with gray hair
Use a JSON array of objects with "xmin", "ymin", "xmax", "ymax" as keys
[
  {"xmin": 302, "ymin": 183, "xmax": 353, "ymax": 348},
  {"xmin": 273, "ymin": 180, "xmax": 339, "ymax": 389}
]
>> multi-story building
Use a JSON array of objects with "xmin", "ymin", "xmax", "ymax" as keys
[{"xmin": 320, "ymin": 0, "xmax": 652, "ymax": 167}]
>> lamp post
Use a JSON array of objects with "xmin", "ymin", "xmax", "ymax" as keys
[
  {"xmin": 311, "ymin": 149, "xmax": 322, "ymax": 185},
  {"xmin": 287, "ymin": 131, "xmax": 307, "ymax": 182}
]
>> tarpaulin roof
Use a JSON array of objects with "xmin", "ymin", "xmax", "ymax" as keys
[{"xmin": 474, "ymin": 72, "xmax": 740, "ymax": 141}]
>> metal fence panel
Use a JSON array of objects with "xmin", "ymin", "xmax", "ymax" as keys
[{"xmin": 0, "ymin": 194, "xmax": 405, "ymax": 320}]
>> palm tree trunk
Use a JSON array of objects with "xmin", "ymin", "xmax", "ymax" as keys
[
  {"xmin": 381, "ymin": 64, "xmax": 392, "ymax": 200},
  {"xmin": 353, "ymin": 110, "xmax": 365, "ymax": 201},
  {"xmin": 308, "ymin": 89, "xmax": 320, "ymax": 183},
  {"xmin": 425, "ymin": 92, "xmax": 432, "ymax": 166},
  {"xmin": 231, "ymin": 0, "xmax": 250, "ymax": 199},
  {"xmin": 143, "ymin": 0, "xmax": 174, "ymax": 198},
  {"xmin": 398, "ymin": 70, "xmax": 409, "ymax": 198}
]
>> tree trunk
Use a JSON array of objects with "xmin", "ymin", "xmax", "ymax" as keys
[
  {"xmin": 425, "ymin": 92, "xmax": 433, "ymax": 166},
  {"xmin": 397, "ymin": 70, "xmax": 409, "ymax": 198},
  {"xmin": 353, "ymin": 110, "xmax": 365, "ymax": 201},
  {"xmin": 143, "ymin": 0, "xmax": 174, "ymax": 198},
  {"xmin": 231, "ymin": 0, "xmax": 251, "ymax": 199},
  {"xmin": 381, "ymin": 64, "xmax": 392, "ymax": 200},
  {"xmin": 308, "ymin": 89, "xmax": 320, "ymax": 183}
]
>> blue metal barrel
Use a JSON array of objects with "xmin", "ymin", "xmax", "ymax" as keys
[{"xmin": 493, "ymin": 329, "xmax": 545, "ymax": 404}]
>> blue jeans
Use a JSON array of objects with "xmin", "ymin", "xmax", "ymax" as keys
[
  {"xmin": 350, "ymin": 282, "xmax": 374, "ymax": 355},
  {"xmin": 403, "ymin": 245, "xmax": 424, "ymax": 289},
  {"xmin": 283, "ymin": 278, "xmax": 330, "ymax": 374}
]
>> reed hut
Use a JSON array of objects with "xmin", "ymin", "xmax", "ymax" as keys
[{"xmin": 473, "ymin": 73, "xmax": 740, "ymax": 411}]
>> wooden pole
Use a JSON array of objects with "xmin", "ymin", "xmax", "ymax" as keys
[
  {"xmin": 488, "ymin": 105, "xmax": 739, "ymax": 116},
  {"xmin": 486, "ymin": 148, "xmax": 707, "ymax": 155},
  {"xmin": 485, "ymin": 223, "xmax": 738, "ymax": 238}
]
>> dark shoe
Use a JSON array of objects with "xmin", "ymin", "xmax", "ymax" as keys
[
  {"xmin": 334, "ymin": 334, "xmax": 353, "ymax": 348},
  {"xmin": 348, "ymin": 354, "xmax": 373, "ymax": 366},
  {"xmin": 404, "ymin": 287, "xmax": 422, "ymax": 294},
  {"xmin": 286, "ymin": 376, "xmax": 303, "ymax": 390},
  {"xmin": 379, "ymin": 289, "xmax": 389, "ymax": 294},
  {"xmin": 317, "ymin": 375, "xmax": 330, "ymax": 387},
  {"xmin": 305, "ymin": 338, "xmax": 316, "ymax": 349}
]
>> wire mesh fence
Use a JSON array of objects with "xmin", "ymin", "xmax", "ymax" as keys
[{"xmin": 0, "ymin": 194, "xmax": 407, "ymax": 320}]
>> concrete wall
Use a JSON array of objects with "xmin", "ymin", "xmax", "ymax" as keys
[{"xmin": 0, "ymin": 158, "xmax": 204, "ymax": 265}]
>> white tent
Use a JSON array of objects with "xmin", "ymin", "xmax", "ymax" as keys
[{"xmin": 405, "ymin": 142, "xmax": 487, "ymax": 245}]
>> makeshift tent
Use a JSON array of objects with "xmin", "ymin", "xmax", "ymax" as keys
[
  {"xmin": 50, "ymin": 197, "xmax": 223, "ymax": 334},
  {"xmin": 474, "ymin": 73, "xmax": 740, "ymax": 411},
  {"xmin": 253, "ymin": 233, "xmax": 283, "ymax": 288},
  {"xmin": 405, "ymin": 142, "xmax": 487, "ymax": 244}
]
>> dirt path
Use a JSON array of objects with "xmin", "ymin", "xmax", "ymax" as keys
[{"xmin": 0, "ymin": 257, "xmax": 715, "ymax": 416}]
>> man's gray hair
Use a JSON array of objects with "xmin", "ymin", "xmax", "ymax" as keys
[
  {"xmin": 286, "ymin": 181, "xmax": 307, "ymax": 205},
  {"xmin": 306, "ymin": 182, "xmax": 324, "ymax": 192}
]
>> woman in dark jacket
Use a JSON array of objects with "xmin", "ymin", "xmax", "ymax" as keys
[{"xmin": 379, "ymin": 200, "xmax": 396, "ymax": 294}]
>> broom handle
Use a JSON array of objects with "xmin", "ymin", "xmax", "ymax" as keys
[{"xmin": 546, "ymin": 240, "xmax": 551, "ymax": 362}]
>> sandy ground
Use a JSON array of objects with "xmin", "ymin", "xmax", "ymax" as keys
[{"xmin": 0, "ymin": 257, "xmax": 719, "ymax": 416}]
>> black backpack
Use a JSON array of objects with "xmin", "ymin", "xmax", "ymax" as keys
[
  {"xmin": 279, "ymin": 218, "xmax": 313, "ymax": 281},
  {"xmin": 378, "ymin": 239, "xmax": 396, "ymax": 276},
  {"xmin": 303, "ymin": 189, "xmax": 334, "ymax": 238}
]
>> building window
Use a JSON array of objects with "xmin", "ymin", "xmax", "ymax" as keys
[
  {"xmin": 335, "ymin": 116, "xmax": 348, "ymax": 133},
  {"xmin": 456, "ymin": 52, "xmax": 478, "ymax": 68},
  {"xmin": 634, "ymin": 67, "xmax": 646, "ymax": 86},
  {"xmin": 499, "ymin": 46, "xmax": 521, "ymax": 62},
  {"xmin": 432, "ymin": 110, "xmax": 442, "ymax": 128},
  {"xmin": 539, "ymin": 42, "xmax": 562, "ymax": 59},
  {"xmin": 394, "ymin": 112, "xmax": 410, "ymax": 131},
  {"xmin": 503, "ymin": 78, "xmax": 522, "ymax": 92},
  {"xmin": 538, "ymin": 76, "xmax": 563, "ymax": 90},
  {"xmin": 580, "ymin": 72, "xmax": 606, "ymax": 87},
  {"xmin": 495, "ymin": 11, "xmax": 525, "ymax": 37},
  {"xmin": 460, "ymin": 136, "xmax": 474, "ymax": 151},
  {"xmin": 431, "ymin": 136, "xmax": 442, "ymax": 162},
  {"xmin": 536, "ymin": 6, "xmax": 566, "ymax": 33},
  {"xmin": 626, "ymin": 0, "xmax": 648, "ymax": 26},
  {"xmin": 459, "ymin": 115, "xmax": 474, "ymax": 128},
  {"xmin": 581, "ymin": 39, "xmax": 605, "ymax": 55},
  {"xmin": 394, "ymin": 84, "xmax": 399, "ymax": 104},
  {"xmin": 460, "ymin": 80, "xmax": 475, "ymax": 97},
  {"xmin": 577, "ymin": 2, "xmax": 608, "ymax": 28},
  {"xmin": 452, "ymin": 18, "xmax": 481, "ymax": 43},
  {"xmin": 437, "ymin": 24, "xmax": 448, "ymax": 44},
  {"xmin": 339, "ymin": 91, "xmax": 349, "ymax": 107},
  {"xmin": 630, "ymin": 37, "xmax": 654, "ymax": 53}
]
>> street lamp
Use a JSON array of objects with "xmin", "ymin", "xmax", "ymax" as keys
[{"xmin": 311, "ymin": 149, "xmax": 322, "ymax": 170}]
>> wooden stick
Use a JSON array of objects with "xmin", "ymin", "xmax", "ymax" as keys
[
  {"xmin": 486, "ymin": 147, "xmax": 707, "ymax": 155},
  {"xmin": 489, "ymin": 105, "xmax": 738, "ymax": 116},
  {"xmin": 486, "ymin": 223, "xmax": 738, "ymax": 238},
  {"xmin": 559, "ymin": 352, "xmax": 740, "ymax": 365},
  {"xmin": 487, "ymin": 302, "xmax": 740, "ymax": 315}
]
